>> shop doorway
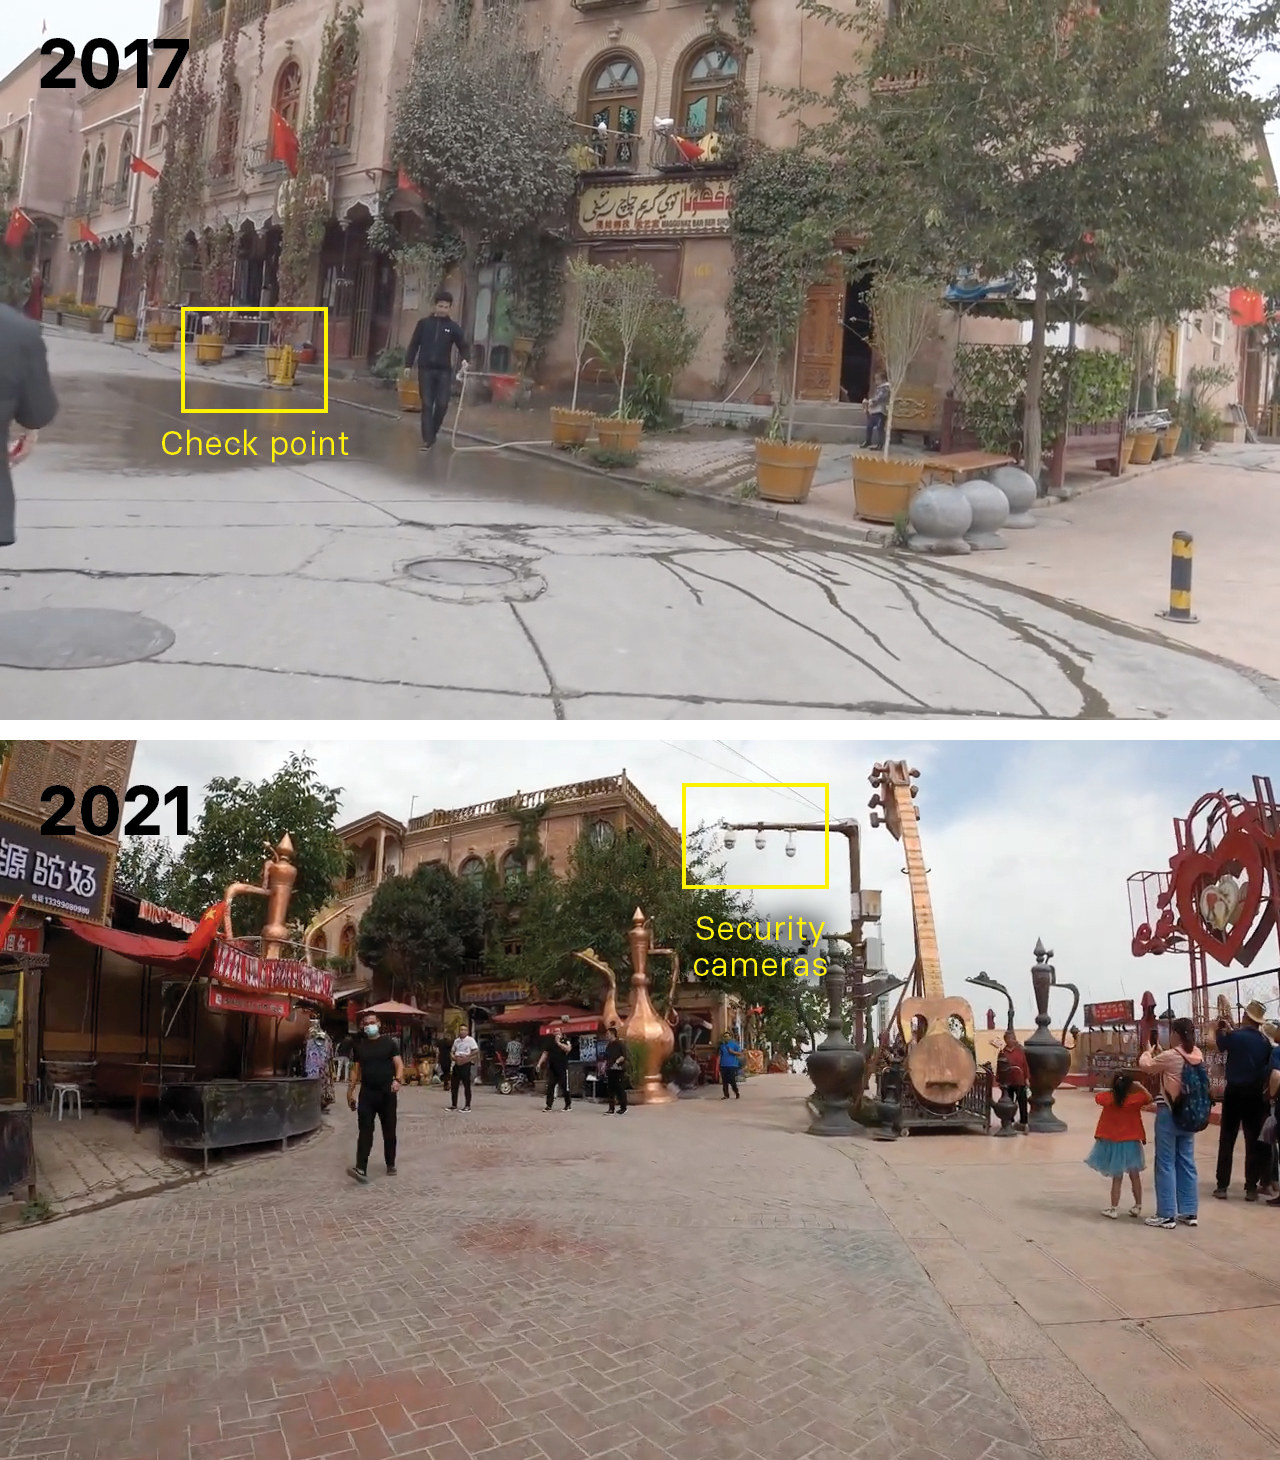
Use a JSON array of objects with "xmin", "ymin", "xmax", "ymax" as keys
[{"xmin": 841, "ymin": 266, "xmax": 875, "ymax": 406}]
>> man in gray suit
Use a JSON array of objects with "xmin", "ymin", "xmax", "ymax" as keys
[{"xmin": 1, "ymin": 301, "xmax": 59, "ymax": 546}]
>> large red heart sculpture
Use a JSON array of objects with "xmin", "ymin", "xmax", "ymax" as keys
[{"xmin": 1171, "ymin": 820, "xmax": 1266, "ymax": 966}]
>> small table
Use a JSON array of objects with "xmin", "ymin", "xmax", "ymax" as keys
[{"xmin": 923, "ymin": 450, "xmax": 1016, "ymax": 483}]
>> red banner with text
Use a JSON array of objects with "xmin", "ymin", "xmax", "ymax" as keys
[
  {"xmin": 208, "ymin": 985, "xmax": 292, "ymax": 1019},
  {"xmin": 210, "ymin": 941, "xmax": 334, "ymax": 1006}
]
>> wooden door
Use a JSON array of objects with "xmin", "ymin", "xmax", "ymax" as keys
[{"xmin": 795, "ymin": 259, "xmax": 843, "ymax": 401}]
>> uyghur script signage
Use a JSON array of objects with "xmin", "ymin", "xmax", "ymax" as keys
[
  {"xmin": 211, "ymin": 941, "xmax": 334, "ymax": 1007},
  {"xmin": 0, "ymin": 816, "xmax": 110, "ymax": 923},
  {"xmin": 458, "ymin": 982, "xmax": 530, "ymax": 1004},
  {"xmin": 578, "ymin": 180, "xmax": 733, "ymax": 237}
]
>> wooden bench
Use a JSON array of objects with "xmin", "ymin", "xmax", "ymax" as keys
[
  {"xmin": 888, "ymin": 385, "xmax": 943, "ymax": 448},
  {"xmin": 1053, "ymin": 418, "xmax": 1124, "ymax": 488},
  {"xmin": 923, "ymin": 450, "xmax": 1016, "ymax": 484}
]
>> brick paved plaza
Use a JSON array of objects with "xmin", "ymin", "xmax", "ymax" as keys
[{"xmin": 1, "ymin": 1078, "xmax": 1271, "ymax": 1460}]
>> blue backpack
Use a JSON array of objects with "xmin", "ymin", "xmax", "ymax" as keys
[{"xmin": 1171, "ymin": 1056, "xmax": 1212, "ymax": 1133}]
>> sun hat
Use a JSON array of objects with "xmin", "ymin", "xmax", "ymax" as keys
[{"xmin": 1243, "ymin": 999, "xmax": 1268, "ymax": 1024}]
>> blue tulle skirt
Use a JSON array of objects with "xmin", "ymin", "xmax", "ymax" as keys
[{"xmin": 1085, "ymin": 1139, "xmax": 1145, "ymax": 1176}]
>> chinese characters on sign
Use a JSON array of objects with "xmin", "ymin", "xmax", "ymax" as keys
[
  {"xmin": 0, "ymin": 817, "xmax": 110, "ymax": 922},
  {"xmin": 457, "ymin": 982, "xmax": 530, "ymax": 1005},
  {"xmin": 211, "ymin": 942, "xmax": 334, "ymax": 1006},
  {"xmin": 1083, "ymin": 1000, "xmax": 1135, "ymax": 1025},
  {"xmin": 578, "ymin": 180, "xmax": 734, "ymax": 237}
]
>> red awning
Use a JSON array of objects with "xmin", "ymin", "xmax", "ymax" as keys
[
  {"xmin": 540, "ymin": 1015, "xmax": 603, "ymax": 1036},
  {"xmin": 60, "ymin": 918, "xmax": 200, "ymax": 966},
  {"xmin": 490, "ymin": 1003, "xmax": 593, "ymax": 1027}
]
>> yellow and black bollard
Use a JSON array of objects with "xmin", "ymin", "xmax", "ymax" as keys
[{"xmin": 1158, "ymin": 531, "xmax": 1198, "ymax": 623}]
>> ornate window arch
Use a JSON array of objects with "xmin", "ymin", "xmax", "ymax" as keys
[
  {"xmin": 326, "ymin": 42, "xmax": 356, "ymax": 150},
  {"xmin": 458, "ymin": 856, "xmax": 485, "ymax": 886},
  {"xmin": 501, "ymin": 849, "xmax": 525, "ymax": 884},
  {"xmin": 338, "ymin": 923, "xmax": 357, "ymax": 963},
  {"xmin": 91, "ymin": 143, "xmax": 107, "ymax": 199},
  {"xmin": 581, "ymin": 53, "xmax": 641, "ymax": 171},
  {"xmin": 76, "ymin": 151, "xmax": 91, "ymax": 208},
  {"xmin": 118, "ymin": 129, "xmax": 134, "ymax": 188},
  {"xmin": 273, "ymin": 60, "xmax": 303, "ymax": 130},
  {"xmin": 677, "ymin": 44, "xmax": 739, "ymax": 138}
]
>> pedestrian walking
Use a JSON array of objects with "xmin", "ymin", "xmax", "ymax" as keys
[
  {"xmin": 436, "ymin": 1035, "xmax": 452, "ymax": 1092},
  {"xmin": 403, "ymin": 290, "xmax": 469, "ymax": 451},
  {"xmin": 346, "ymin": 1012, "xmax": 404, "ymax": 1184},
  {"xmin": 449, "ymin": 1026, "xmax": 479, "ymax": 1111},
  {"xmin": 1213, "ymin": 1000, "xmax": 1272, "ymax": 1202},
  {"xmin": 995, "ymin": 1028, "xmax": 1031, "ymax": 1131},
  {"xmin": 22, "ymin": 268, "xmax": 44, "ymax": 323},
  {"xmin": 1139, "ymin": 1017, "xmax": 1208, "ymax": 1229},
  {"xmin": 1264, "ymin": 1024, "xmax": 1280, "ymax": 1206},
  {"xmin": 1086, "ymin": 1070, "xmax": 1151, "ymax": 1219},
  {"xmin": 718, "ymin": 1033, "xmax": 743, "ymax": 1099},
  {"xmin": 862, "ymin": 372, "xmax": 890, "ymax": 449},
  {"xmin": 539, "ymin": 1017, "xmax": 573, "ymax": 1111},
  {"xmin": 1, "ymin": 299, "xmax": 59, "ymax": 548},
  {"xmin": 305, "ymin": 1016, "xmax": 335, "ymax": 1110},
  {"xmin": 603, "ymin": 1024, "xmax": 628, "ymax": 1115}
]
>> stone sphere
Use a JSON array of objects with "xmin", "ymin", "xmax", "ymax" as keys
[
  {"xmin": 959, "ymin": 478, "xmax": 1010, "ymax": 549},
  {"xmin": 909, "ymin": 482, "xmax": 972, "ymax": 541},
  {"xmin": 988, "ymin": 464, "xmax": 1038, "ymax": 528}
]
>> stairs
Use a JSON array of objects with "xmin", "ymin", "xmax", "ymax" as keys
[{"xmin": 674, "ymin": 398, "xmax": 868, "ymax": 445}]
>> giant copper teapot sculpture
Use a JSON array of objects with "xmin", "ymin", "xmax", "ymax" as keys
[{"xmin": 623, "ymin": 909, "xmax": 675, "ymax": 1103}]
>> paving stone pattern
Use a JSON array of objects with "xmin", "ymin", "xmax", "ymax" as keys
[{"xmin": 0, "ymin": 1080, "xmax": 1048, "ymax": 1460}]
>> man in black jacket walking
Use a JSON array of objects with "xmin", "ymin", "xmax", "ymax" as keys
[
  {"xmin": 404, "ymin": 290, "xmax": 468, "ymax": 450},
  {"xmin": 1, "ymin": 301, "xmax": 59, "ymax": 547}
]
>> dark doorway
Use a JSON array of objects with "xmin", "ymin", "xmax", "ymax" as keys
[{"xmin": 841, "ymin": 266, "xmax": 874, "ymax": 405}]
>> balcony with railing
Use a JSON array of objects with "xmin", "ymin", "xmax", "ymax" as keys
[
  {"xmin": 95, "ymin": 180, "xmax": 131, "ymax": 212},
  {"xmin": 231, "ymin": 0, "xmax": 270, "ymax": 22},
  {"xmin": 245, "ymin": 139, "xmax": 288, "ymax": 177},
  {"xmin": 651, "ymin": 127, "xmax": 736, "ymax": 173},
  {"xmin": 208, "ymin": 149, "xmax": 239, "ymax": 189},
  {"xmin": 571, "ymin": 124, "xmax": 642, "ymax": 178},
  {"xmin": 336, "ymin": 871, "xmax": 378, "ymax": 900},
  {"xmin": 406, "ymin": 773, "xmax": 675, "ymax": 845}
]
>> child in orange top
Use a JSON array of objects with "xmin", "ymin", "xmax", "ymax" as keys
[{"xmin": 1085, "ymin": 1071, "xmax": 1151, "ymax": 1219}]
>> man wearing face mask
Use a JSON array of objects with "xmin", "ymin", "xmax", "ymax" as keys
[{"xmin": 347, "ymin": 1013, "xmax": 405, "ymax": 1184}]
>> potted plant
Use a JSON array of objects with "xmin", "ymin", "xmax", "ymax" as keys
[
  {"xmin": 113, "ymin": 313, "xmax": 137, "ymax": 342},
  {"xmin": 194, "ymin": 222, "xmax": 235, "ymax": 365},
  {"xmin": 751, "ymin": 217, "xmax": 832, "ymax": 503},
  {"xmin": 593, "ymin": 261, "xmax": 656, "ymax": 453},
  {"xmin": 1195, "ymin": 403, "xmax": 1220, "ymax": 450},
  {"xmin": 852, "ymin": 275, "xmax": 934, "ymax": 521},
  {"xmin": 298, "ymin": 340, "xmax": 317, "ymax": 365},
  {"xmin": 1128, "ymin": 416, "xmax": 1160, "ymax": 465},
  {"xmin": 553, "ymin": 258, "xmax": 609, "ymax": 446},
  {"xmin": 1155, "ymin": 374, "xmax": 1181, "ymax": 457}
]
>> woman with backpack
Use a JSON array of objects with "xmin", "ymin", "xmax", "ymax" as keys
[
  {"xmin": 1139, "ymin": 1017, "xmax": 1208, "ymax": 1229},
  {"xmin": 1086, "ymin": 1070, "xmax": 1151, "ymax": 1219}
]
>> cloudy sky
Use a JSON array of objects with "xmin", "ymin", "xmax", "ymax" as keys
[{"xmin": 125, "ymin": 738, "xmax": 1280, "ymax": 1026}]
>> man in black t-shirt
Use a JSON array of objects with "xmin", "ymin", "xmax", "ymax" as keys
[
  {"xmin": 538, "ymin": 1018, "xmax": 574, "ymax": 1111},
  {"xmin": 603, "ymin": 1025, "xmax": 628, "ymax": 1115},
  {"xmin": 347, "ymin": 1013, "xmax": 405, "ymax": 1183}
]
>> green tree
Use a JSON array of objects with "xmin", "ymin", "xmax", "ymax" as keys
[
  {"xmin": 176, "ymin": 752, "xmax": 345, "ymax": 933},
  {"xmin": 113, "ymin": 837, "xmax": 190, "ymax": 907},
  {"xmin": 793, "ymin": 0, "xmax": 1280, "ymax": 476},
  {"xmin": 391, "ymin": 0, "xmax": 576, "ymax": 316},
  {"xmin": 356, "ymin": 861, "xmax": 484, "ymax": 1005}
]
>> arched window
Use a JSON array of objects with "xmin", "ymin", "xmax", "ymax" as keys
[
  {"xmin": 91, "ymin": 143, "xmax": 107, "ymax": 200},
  {"xmin": 76, "ymin": 151, "xmax": 91, "ymax": 210},
  {"xmin": 583, "ymin": 54, "xmax": 639, "ymax": 171},
  {"xmin": 118, "ymin": 129, "xmax": 134, "ymax": 188},
  {"xmin": 589, "ymin": 819, "xmax": 616, "ymax": 849},
  {"xmin": 678, "ymin": 45, "xmax": 739, "ymax": 138},
  {"xmin": 458, "ymin": 856, "xmax": 485, "ymax": 886},
  {"xmin": 326, "ymin": 43, "xmax": 355, "ymax": 150},
  {"xmin": 215, "ymin": 82, "xmax": 241, "ymax": 170},
  {"xmin": 273, "ymin": 60, "xmax": 303, "ymax": 130},
  {"xmin": 501, "ymin": 850, "xmax": 525, "ymax": 884},
  {"xmin": 338, "ymin": 923, "xmax": 356, "ymax": 963},
  {"xmin": 308, "ymin": 929, "xmax": 328, "ymax": 958}
]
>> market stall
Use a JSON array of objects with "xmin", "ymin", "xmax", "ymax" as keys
[
  {"xmin": 0, "ymin": 946, "xmax": 45, "ymax": 1212},
  {"xmin": 491, "ymin": 1003, "xmax": 601, "ymax": 1095}
]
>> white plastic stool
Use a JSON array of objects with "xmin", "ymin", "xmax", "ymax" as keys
[{"xmin": 50, "ymin": 1083, "xmax": 82, "ymax": 1120}]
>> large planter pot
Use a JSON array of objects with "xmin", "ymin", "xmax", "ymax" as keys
[
  {"xmin": 754, "ymin": 438, "xmax": 821, "ymax": 503},
  {"xmin": 147, "ymin": 322, "xmax": 178, "ymax": 352},
  {"xmin": 851, "ymin": 453, "xmax": 926, "ymax": 523},
  {"xmin": 595, "ymin": 417, "xmax": 644, "ymax": 453},
  {"xmin": 397, "ymin": 376, "xmax": 422, "ymax": 412},
  {"xmin": 490, "ymin": 373, "xmax": 521, "ymax": 406},
  {"xmin": 1162, "ymin": 422, "xmax": 1183, "ymax": 458},
  {"xmin": 1129, "ymin": 429, "xmax": 1159, "ymax": 465},
  {"xmin": 113, "ymin": 315, "xmax": 137, "ymax": 342},
  {"xmin": 297, "ymin": 346, "xmax": 317, "ymax": 365},
  {"xmin": 264, "ymin": 344, "xmax": 283, "ymax": 377},
  {"xmin": 550, "ymin": 406, "xmax": 594, "ymax": 449},
  {"xmin": 1119, "ymin": 434, "xmax": 1136, "ymax": 471},
  {"xmin": 675, "ymin": 1052, "xmax": 702, "ymax": 1096},
  {"xmin": 196, "ymin": 334, "xmax": 225, "ymax": 366}
]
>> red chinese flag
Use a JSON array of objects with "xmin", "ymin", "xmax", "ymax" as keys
[
  {"xmin": 0, "ymin": 897, "xmax": 23, "ymax": 948},
  {"xmin": 77, "ymin": 220, "xmax": 101, "ymax": 246},
  {"xmin": 1229, "ymin": 287, "xmax": 1265, "ymax": 327},
  {"xmin": 3, "ymin": 207, "xmax": 31, "ymax": 249},
  {"xmin": 397, "ymin": 167, "xmax": 422, "ymax": 197},
  {"xmin": 674, "ymin": 135, "xmax": 705, "ymax": 163},
  {"xmin": 270, "ymin": 108, "xmax": 300, "ymax": 177},
  {"xmin": 130, "ymin": 155, "xmax": 160, "ymax": 179},
  {"xmin": 184, "ymin": 901, "xmax": 228, "ymax": 961}
]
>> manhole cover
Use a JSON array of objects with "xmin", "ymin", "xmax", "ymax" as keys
[
  {"xmin": 404, "ymin": 558, "xmax": 517, "ymax": 586},
  {"xmin": 0, "ymin": 609, "xmax": 175, "ymax": 670}
]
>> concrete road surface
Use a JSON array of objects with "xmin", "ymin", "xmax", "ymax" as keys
[{"xmin": 1, "ymin": 339, "xmax": 1275, "ymax": 719}]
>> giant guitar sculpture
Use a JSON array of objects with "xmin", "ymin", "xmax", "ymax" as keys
[{"xmin": 869, "ymin": 760, "xmax": 989, "ymax": 1132}]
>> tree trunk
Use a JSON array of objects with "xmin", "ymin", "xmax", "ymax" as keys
[
  {"xmin": 1022, "ymin": 272, "xmax": 1051, "ymax": 489},
  {"xmin": 882, "ymin": 393, "xmax": 895, "ymax": 459}
]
